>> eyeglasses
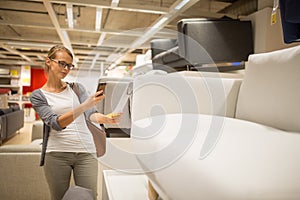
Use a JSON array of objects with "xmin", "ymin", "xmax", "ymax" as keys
[{"xmin": 50, "ymin": 58, "xmax": 74, "ymax": 70}]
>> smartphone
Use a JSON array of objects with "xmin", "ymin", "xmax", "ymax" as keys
[{"xmin": 96, "ymin": 82, "xmax": 106, "ymax": 96}]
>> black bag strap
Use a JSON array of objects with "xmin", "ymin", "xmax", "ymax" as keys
[{"xmin": 68, "ymin": 82, "xmax": 78, "ymax": 96}]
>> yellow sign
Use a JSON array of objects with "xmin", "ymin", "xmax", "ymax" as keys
[
  {"xmin": 21, "ymin": 65, "xmax": 31, "ymax": 86},
  {"xmin": 10, "ymin": 69, "xmax": 19, "ymax": 77}
]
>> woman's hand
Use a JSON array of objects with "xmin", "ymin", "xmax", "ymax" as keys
[
  {"xmin": 90, "ymin": 112, "xmax": 122, "ymax": 124},
  {"xmin": 82, "ymin": 90, "xmax": 105, "ymax": 109}
]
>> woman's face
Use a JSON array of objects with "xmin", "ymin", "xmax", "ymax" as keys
[{"xmin": 46, "ymin": 50, "xmax": 73, "ymax": 79}]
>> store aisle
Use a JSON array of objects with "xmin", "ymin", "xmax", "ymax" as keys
[{"xmin": 2, "ymin": 121, "xmax": 33, "ymax": 145}]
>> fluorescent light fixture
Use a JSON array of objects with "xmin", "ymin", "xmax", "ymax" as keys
[
  {"xmin": 61, "ymin": 30, "xmax": 72, "ymax": 50},
  {"xmin": 108, "ymin": 63, "xmax": 117, "ymax": 70},
  {"xmin": 100, "ymin": 62, "xmax": 105, "ymax": 76},
  {"xmin": 114, "ymin": 7, "xmax": 166, "ymax": 15},
  {"xmin": 66, "ymin": 3, "xmax": 74, "ymax": 28},
  {"xmin": 152, "ymin": 16, "xmax": 169, "ymax": 29},
  {"xmin": 90, "ymin": 53, "xmax": 100, "ymax": 69},
  {"xmin": 74, "ymin": 57, "xmax": 79, "ymax": 64},
  {"xmin": 95, "ymin": 7, "xmax": 102, "ymax": 31},
  {"xmin": 106, "ymin": 53, "xmax": 122, "ymax": 62},
  {"xmin": 61, "ymin": 30, "xmax": 75, "ymax": 66},
  {"xmin": 97, "ymin": 33, "xmax": 106, "ymax": 46},
  {"xmin": 111, "ymin": 0, "xmax": 120, "ymax": 7},
  {"xmin": 174, "ymin": 0, "xmax": 190, "ymax": 10},
  {"xmin": 131, "ymin": 16, "xmax": 169, "ymax": 48},
  {"xmin": 37, "ymin": 55, "xmax": 44, "ymax": 60}
]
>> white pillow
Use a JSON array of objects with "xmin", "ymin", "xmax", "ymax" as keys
[{"xmin": 236, "ymin": 45, "xmax": 300, "ymax": 132}]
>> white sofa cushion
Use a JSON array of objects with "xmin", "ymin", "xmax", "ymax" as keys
[
  {"xmin": 0, "ymin": 144, "xmax": 41, "ymax": 152},
  {"xmin": 236, "ymin": 45, "xmax": 300, "ymax": 132},
  {"xmin": 132, "ymin": 114, "xmax": 300, "ymax": 199},
  {"xmin": 132, "ymin": 74, "xmax": 242, "ymax": 121},
  {"xmin": 174, "ymin": 70, "xmax": 244, "ymax": 79}
]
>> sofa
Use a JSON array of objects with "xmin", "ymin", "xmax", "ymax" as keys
[
  {"xmin": 0, "ymin": 120, "xmax": 50, "ymax": 200},
  {"xmin": 0, "ymin": 120, "xmax": 117, "ymax": 200},
  {"xmin": 130, "ymin": 45, "xmax": 300, "ymax": 199},
  {"xmin": 0, "ymin": 121, "xmax": 78, "ymax": 200},
  {"xmin": 0, "ymin": 144, "xmax": 50, "ymax": 200},
  {"xmin": 0, "ymin": 105, "xmax": 24, "ymax": 144}
]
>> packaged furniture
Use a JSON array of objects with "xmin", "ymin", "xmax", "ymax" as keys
[{"xmin": 151, "ymin": 18, "xmax": 253, "ymax": 72}]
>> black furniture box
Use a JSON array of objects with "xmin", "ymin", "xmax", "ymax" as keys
[{"xmin": 151, "ymin": 18, "xmax": 254, "ymax": 72}]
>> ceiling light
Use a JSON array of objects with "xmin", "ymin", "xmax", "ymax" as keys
[
  {"xmin": 90, "ymin": 54, "xmax": 100, "ymax": 69},
  {"xmin": 37, "ymin": 55, "xmax": 44, "ymax": 61},
  {"xmin": 61, "ymin": 30, "xmax": 72, "ymax": 51},
  {"xmin": 111, "ymin": 0, "xmax": 120, "ymax": 7},
  {"xmin": 97, "ymin": 33, "xmax": 106, "ymax": 46},
  {"xmin": 21, "ymin": 47, "xmax": 31, "ymax": 50},
  {"xmin": 95, "ymin": 7, "xmax": 102, "ymax": 31},
  {"xmin": 66, "ymin": 3, "xmax": 74, "ymax": 28},
  {"xmin": 108, "ymin": 63, "xmax": 117, "ymax": 70},
  {"xmin": 106, "ymin": 53, "xmax": 122, "ymax": 62},
  {"xmin": 131, "ymin": 16, "xmax": 169, "ymax": 48},
  {"xmin": 174, "ymin": 0, "xmax": 190, "ymax": 10},
  {"xmin": 152, "ymin": 16, "xmax": 169, "ymax": 29}
]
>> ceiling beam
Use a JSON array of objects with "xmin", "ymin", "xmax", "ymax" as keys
[
  {"xmin": 34, "ymin": 0, "xmax": 169, "ymax": 14},
  {"xmin": 0, "ymin": 59, "xmax": 42, "ymax": 66},
  {"xmin": 0, "ymin": 21, "xmax": 176, "ymax": 39},
  {"xmin": 42, "ymin": 0, "xmax": 73, "ymax": 52},
  {"xmin": 0, "ymin": 54, "xmax": 7, "ymax": 58},
  {"xmin": 1, "ymin": 44, "xmax": 33, "ymax": 63},
  {"xmin": 110, "ymin": 0, "xmax": 200, "ymax": 68}
]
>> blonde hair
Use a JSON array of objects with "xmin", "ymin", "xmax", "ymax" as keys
[{"xmin": 45, "ymin": 45, "xmax": 73, "ymax": 71}]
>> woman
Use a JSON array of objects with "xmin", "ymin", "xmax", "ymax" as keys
[{"xmin": 30, "ymin": 45, "xmax": 121, "ymax": 200}]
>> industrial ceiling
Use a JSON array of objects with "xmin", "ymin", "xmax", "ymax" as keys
[{"xmin": 0, "ymin": 0, "xmax": 257, "ymax": 72}]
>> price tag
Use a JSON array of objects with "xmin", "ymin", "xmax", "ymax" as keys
[{"xmin": 271, "ymin": 0, "xmax": 279, "ymax": 25}]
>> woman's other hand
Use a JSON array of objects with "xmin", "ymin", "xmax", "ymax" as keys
[
  {"xmin": 90, "ymin": 112, "xmax": 122, "ymax": 124},
  {"xmin": 105, "ymin": 112, "xmax": 122, "ymax": 124}
]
